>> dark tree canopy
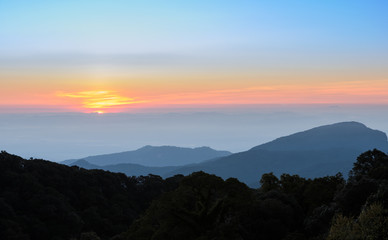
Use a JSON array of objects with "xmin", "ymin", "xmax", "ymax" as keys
[
  {"xmin": 0, "ymin": 151, "xmax": 181, "ymax": 240},
  {"xmin": 350, "ymin": 149, "xmax": 388, "ymax": 181},
  {"xmin": 0, "ymin": 149, "xmax": 387, "ymax": 240}
]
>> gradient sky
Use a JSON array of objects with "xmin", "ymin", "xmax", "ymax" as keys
[{"xmin": 1, "ymin": 0, "xmax": 388, "ymax": 113}]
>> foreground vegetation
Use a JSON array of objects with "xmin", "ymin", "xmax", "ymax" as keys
[{"xmin": 0, "ymin": 149, "xmax": 387, "ymax": 240}]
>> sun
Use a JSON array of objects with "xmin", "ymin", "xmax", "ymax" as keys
[{"xmin": 58, "ymin": 90, "xmax": 146, "ymax": 113}]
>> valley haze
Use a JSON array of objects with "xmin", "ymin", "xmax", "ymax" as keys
[{"xmin": 1, "ymin": 104, "xmax": 388, "ymax": 162}]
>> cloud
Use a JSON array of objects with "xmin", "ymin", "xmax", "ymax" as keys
[
  {"xmin": 145, "ymin": 79, "xmax": 388, "ymax": 105},
  {"xmin": 58, "ymin": 90, "xmax": 146, "ymax": 111}
]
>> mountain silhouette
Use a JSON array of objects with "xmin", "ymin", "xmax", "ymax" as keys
[
  {"xmin": 166, "ymin": 122, "xmax": 388, "ymax": 186},
  {"xmin": 65, "ymin": 122, "xmax": 388, "ymax": 187},
  {"xmin": 251, "ymin": 121, "xmax": 388, "ymax": 151},
  {"xmin": 62, "ymin": 146, "xmax": 231, "ymax": 167},
  {"xmin": 71, "ymin": 159, "xmax": 179, "ymax": 176}
]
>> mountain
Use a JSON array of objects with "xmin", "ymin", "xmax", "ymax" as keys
[
  {"xmin": 166, "ymin": 122, "xmax": 388, "ymax": 186},
  {"xmin": 64, "ymin": 122, "xmax": 388, "ymax": 187},
  {"xmin": 70, "ymin": 159, "xmax": 100, "ymax": 169},
  {"xmin": 251, "ymin": 121, "xmax": 388, "ymax": 152},
  {"xmin": 62, "ymin": 146, "xmax": 231, "ymax": 167},
  {"xmin": 71, "ymin": 159, "xmax": 179, "ymax": 177}
]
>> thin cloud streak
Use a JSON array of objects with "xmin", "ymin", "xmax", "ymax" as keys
[
  {"xmin": 143, "ymin": 79, "xmax": 388, "ymax": 105},
  {"xmin": 58, "ymin": 91, "xmax": 146, "ymax": 111}
]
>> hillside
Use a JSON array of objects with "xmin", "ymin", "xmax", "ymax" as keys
[
  {"xmin": 64, "ymin": 122, "xmax": 388, "ymax": 186},
  {"xmin": 166, "ymin": 122, "xmax": 388, "ymax": 186},
  {"xmin": 252, "ymin": 121, "xmax": 388, "ymax": 152},
  {"xmin": 71, "ymin": 159, "xmax": 179, "ymax": 177},
  {"xmin": 62, "ymin": 146, "xmax": 231, "ymax": 167}
]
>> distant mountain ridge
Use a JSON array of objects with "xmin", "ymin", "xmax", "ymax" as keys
[
  {"xmin": 71, "ymin": 159, "xmax": 179, "ymax": 177},
  {"xmin": 166, "ymin": 122, "xmax": 388, "ymax": 186},
  {"xmin": 66, "ymin": 122, "xmax": 388, "ymax": 187},
  {"xmin": 62, "ymin": 146, "xmax": 231, "ymax": 167},
  {"xmin": 251, "ymin": 121, "xmax": 388, "ymax": 152}
]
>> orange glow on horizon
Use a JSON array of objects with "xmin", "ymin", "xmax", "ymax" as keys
[
  {"xmin": 57, "ymin": 90, "xmax": 146, "ymax": 113},
  {"xmin": 138, "ymin": 79, "xmax": 388, "ymax": 106},
  {"xmin": 1, "ymin": 79, "xmax": 387, "ymax": 113}
]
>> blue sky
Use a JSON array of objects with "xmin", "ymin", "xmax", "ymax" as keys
[
  {"xmin": 1, "ymin": 0, "xmax": 388, "ymax": 110},
  {"xmin": 1, "ymin": 0, "xmax": 387, "ymax": 56},
  {"xmin": 0, "ymin": 1, "xmax": 388, "ymax": 160}
]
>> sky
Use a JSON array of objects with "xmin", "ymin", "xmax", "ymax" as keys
[
  {"xmin": 1, "ymin": 0, "xmax": 387, "ymax": 113},
  {"xmin": 0, "ymin": 1, "xmax": 388, "ymax": 160}
]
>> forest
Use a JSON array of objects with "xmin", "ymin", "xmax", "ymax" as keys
[{"xmin": 0, "ymin": 149, "xmax": 387, "ymax": 240}]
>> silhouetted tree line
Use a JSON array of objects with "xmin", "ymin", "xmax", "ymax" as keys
[
  {"xmin": 0, "ymin": 149, "xmax": 387, "ymax": 240},
  {"xmin": 0, "ymin": 151, "xmax": 182, "ymax": 240}
]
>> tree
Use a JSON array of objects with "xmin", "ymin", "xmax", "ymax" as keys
[
  {"xmin": 327, "ymin": 203, "xmax": 388, "ymax": 240},
  {"xmin": 80, "ymin": 231, "xmax": 101, "ymax": 240},
  {"xmin": 260, "ymin": 172, "xmax": 280, "ymax": 192},
  {"xmin": 350, "ymin": 149, "xmax": 388, "ymax": 181},
  {"xmin": 122, "ymin": 172, "xmax": 302, "ymax": 240}
]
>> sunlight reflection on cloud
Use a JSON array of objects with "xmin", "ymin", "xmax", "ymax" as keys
[{"xmin": 58, "ymin": 90, "xmax": 145, "ymax": 111}]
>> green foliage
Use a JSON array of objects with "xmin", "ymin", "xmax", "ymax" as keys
[
  {"xmin": 326, "ymin": 214, "xmax": 358, "ymax": 240},
  {"xmin": 358, "ymin": 203, "xmax": 388, "ymax": 240},
  {"xmin": 80, "ymin": 232, "xmax": 101, "ymax": 240},
  {"xmin": 327, "ymin": 203, "xmax": 388, "ymax": 240}
]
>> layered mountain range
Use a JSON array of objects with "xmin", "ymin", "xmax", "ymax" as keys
[{"xmin": 64, "ymin": 121, "xmax": 388, "ymax": 186}]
